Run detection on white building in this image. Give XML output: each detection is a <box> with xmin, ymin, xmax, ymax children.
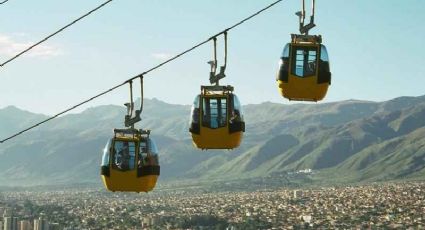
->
<box><xmin>19</xmin><ymin>220</ymin><xmax>32</xmax><ymax>230</ymax></box>
<box><xmin>3</xmin><ymin>217</ymin><xmax>18</xmax><ymax>230</ymax></box>
<box><xmin>293</xmin><ymin>190</ymin><xmax>303</xmax><ymax>199</ymax></box>
<box><xmin>33</xmin><ymin>217</ymin><xmax>48</xmax><ymax>230</ymax></box>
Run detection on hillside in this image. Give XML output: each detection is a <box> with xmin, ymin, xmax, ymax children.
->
<box><xmin>207</xmin><ymin>101</ymin><xmax>425</xmax><ymax>181</ymax></box>
<box><xmin>0</xmin><ymin>95</ymin><xmax>424</xmax><ymax>186</ymax></box>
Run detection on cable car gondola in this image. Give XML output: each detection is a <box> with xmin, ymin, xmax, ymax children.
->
<box><xmin>100</xmin><ymin>77</ymin><xmax>160</xmax><ymax>192</ymax></box>
<box><xmin>189</xmin><ymin>85</ymin><xmax>245</xmax><ymax>149</ymax></box>
<box><xmin>276</xmin><ymin>0</ymin><xmax>331</xmax><ymax>101</ymax></box>
<box><xmin>189</xmin><ymin>33</ymin><xmax>245</xmax><ymax>149</ymax></box>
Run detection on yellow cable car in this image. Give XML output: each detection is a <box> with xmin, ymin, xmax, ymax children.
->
<box><xmin>189</xmin><ymin>85</ymin><xmax>245</xmax><ymax>149</ymax></box>
<box><xmin>101</xmin><ymin>128</ymin><xmax>160</xmax><ymax>192</ymax></box>
<box><xmin>189</xmin><ymin>32</ymin><xmax>245</xmax><ymax>149</ymax></box>
<box><xmin>276</xmin><ymin>0</ymin><xmax>331</xmax><ymax>101</ymax></box>
<box><xmin>100</xmin><ymin>77</ymin><xmax>160</xmax><ymax>192</ymax></box>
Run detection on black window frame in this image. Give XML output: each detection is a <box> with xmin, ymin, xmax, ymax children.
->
<box><xmin>291</xmin><ymin>45</ymin><xmax>320</xmax><ymax>78</ymax></box>
<box><xmin>111</xmin><ymin>140</ymin><xmax>137</xmax><ymax>172</ymax></box>
<box><xmin>201</xmin><ymin>96</ymin><xmax>228</xmax><ymax>129</ymax></box>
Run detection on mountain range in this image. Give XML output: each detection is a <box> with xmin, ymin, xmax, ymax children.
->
<box><xmin>0</xmin><ymin>95</ymin><xmax>424</xmax><ymax>187</ymax></box>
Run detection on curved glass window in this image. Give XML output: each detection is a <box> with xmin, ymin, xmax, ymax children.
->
<box><xmin>148</xmin><ymin>138</ymin><xmax>159</xmax><ymax>165</ymax></box>
<box><xmin>190</xmin><ymin>95</ymin><xmax>200</xmax><ymax>124</ymax></box>
<box><xmin>202</xmin><ymin>97</ymin><xmax>227</xmax><ymax>129</ymax></box>
<box><xmin>113</xmin><ymin>141</ymin><xmax>136</xmax><ymax>171</ymax></box>
<box><xmin>138</xmin><ymin>138</ymin><xmax>159</xmax><ymax>166</ymax></box>
<box><xmin>232</xmin><ymin>94</ymin><xmax>244</xmax><ymax>122</ymax></box>
<box><xmin>148</xmin><ymin>138</ymin><xmax>159</xmax><ymax>155</ymax></box>
<box><xmin>138</xmin><ymin>140</ymin><xmax>148</xmax><ymax>167</ymax></box>
<box><xmin>101</xmin><ymin>139</ymin><xmax>112</xmax><ymax>166</ymax></box>
<box><xmin>291</xmin><ymin>46</ymin><xmax>318</xmax><ymax>77</ymax></box>
<box><xmin>320</xmin><ymin>45</ymin><xmax>329</xmax><ymax>62</ymax></box>
<box><xmin>281</xmin><ymin>43</ymin><xmax>290</xmax><ymax>58</ymax></box>
<box><xmin>278</xmin><ymin>44</ymin><xmax>291</xmax><ymax>81</ymax></box>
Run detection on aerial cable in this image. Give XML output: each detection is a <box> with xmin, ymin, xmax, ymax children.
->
<box><xmin>0</xmin><ymin>0</ymin><xmax>284</xmax><ymax>144</ymax></box>
<box><xmin>0</xmin><ymin>0</ymin><xmax>10</xmax><ymax>5</ymax></box>
<box><xmin>0</xmin><ymin>0</ymin><xmax>114</xmax><ymax>68</ymax></box>
<box><xmin>0</xmin><ymin>82</ymin><xmax>125</xmax><ymax>144</ymax></box>
<box><xmin>127</xmin><ymin>0</ymin><xmax>284</xmax><ymax>82</ymax></box>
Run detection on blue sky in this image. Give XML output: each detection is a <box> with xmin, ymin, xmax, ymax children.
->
<box><xmin>0</xmin><ymin>0</ymin><xmax>424</xmax><ymax>115</ymax></box>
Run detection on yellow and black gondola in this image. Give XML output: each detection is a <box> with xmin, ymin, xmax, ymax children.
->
<box><xmin>189</xmin><ymin>85</ymin><xmax>245</xmax><ymax>149</ymax></box>
<box><xmin>276</xmin><ymin>0</ymin><xmax>331</xmax><ymax>101</ymax></box>
<box><xmin>100</xmin><ymin>77</ymin><xmax>160</xmax><ymax>192</ymax></box>
<box><xmin>189</xmin><ymin>32</ymin><xmax>245</xmax><ymax>149</ymax></box>
<box><xmin>101</xmin><ymin>128</ymin><xmax>160</xmax><ymax>192</ymax></box>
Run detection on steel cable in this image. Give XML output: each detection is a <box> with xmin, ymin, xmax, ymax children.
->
<box><xmin>0</xmin><ymin>0</ymin><xmax>284</xmax><ymax>143</ymax></box>
<box><xmin>0</xmin><ymin>0</ymin><xmax>114</xmax><ymax>67</ymax></box>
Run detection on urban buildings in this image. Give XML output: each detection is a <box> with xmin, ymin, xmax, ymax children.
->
<box><xmin>0</xmin><ymin>182</ymin><xmax>424</xmax><ymax>229</ymax></box>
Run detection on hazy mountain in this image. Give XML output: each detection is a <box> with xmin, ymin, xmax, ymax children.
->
<box><xmin>0</xmin><ymin>95</ymin><xmax>424</xmax><ymax>186</ymax></box>
<box><xmin>0</xmin><ymin>106</ymin><xmax>48</xmax><ymax>138</ymax></box>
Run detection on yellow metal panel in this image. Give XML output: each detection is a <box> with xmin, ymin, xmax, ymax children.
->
<box><xmin>101</xmin><ymin>169</ymin><xmax>158</xmax><ymax>192</ymax></box>
<box><xmin>277</xmin><ymin>76</ymin><xmax>329</xmax><ymax>101</ymax></box>
<box><xmin>191</xmin><ymin>127</ymin><xmax>243</xmax><ymax>149</ymax></box>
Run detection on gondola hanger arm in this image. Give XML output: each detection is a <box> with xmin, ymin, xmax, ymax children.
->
<box><xmin>209</xmin><ymin>32</ymin><xmax>228</xmax><ymax>85</ymax></box>
<box><xmin>124</xmin><ymin>77</ymin><xmax>143</xmax><ymax>128</ymax></box>
<box><xmin>297</xmin><ymin>0</ymin><xmax>316</xmax><ymax>35</ymax></box>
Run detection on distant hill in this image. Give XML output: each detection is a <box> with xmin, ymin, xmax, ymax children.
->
<box><xmin>0</xmin><ymin>106</ymin><xmax>48</xmax><ymax>138</ymax></box>
<box><xmin>0</xmin><ymin>95</ymin><xmax>424</xmax><ymax>186</ymax></box>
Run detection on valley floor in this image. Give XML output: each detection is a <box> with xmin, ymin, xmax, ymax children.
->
<box><xmin>0</xmin><ymin>181</ymin><xmax>424</xmax><ymax>229</ymax></box>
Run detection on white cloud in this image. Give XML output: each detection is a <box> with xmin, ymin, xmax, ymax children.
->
<box><xmin>151</xmin><ymin>52</ymin><xmax>174</xmax><ymax>60</ymax></box>
<box><xmin>0</xmin><ymin>34</ymin><xmax>62</xmax><ymax>58</ymax></box>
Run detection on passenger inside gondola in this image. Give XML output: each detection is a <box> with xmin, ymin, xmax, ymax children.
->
<box><xmin>229</xmin><ymin>110</ymin><xmax>241</xmax><ymax>124</ymax></box>
<box><xmin>114</xmin><ymin>141</ymin><xmax>135</xmax><ymax>171</ymax></box>
<box><xmin>138</xmin><ymin>141</ymin><xmax>148</xmax><ymax>167</ymax></box>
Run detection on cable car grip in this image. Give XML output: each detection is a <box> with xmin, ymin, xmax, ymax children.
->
<box><xmin>297</xmin><ymin>0</ymin><xmax>316</xmax><ymax>35</ymax></box>
<box><xmin>209</xmin><ymin>32</ymin><xmax>228</xmax><ymax>85</ymax></box>
<box><xmin>124</xmin><ymin>77</ymin><xmax>143</xmax><ymax>128</ymax></box>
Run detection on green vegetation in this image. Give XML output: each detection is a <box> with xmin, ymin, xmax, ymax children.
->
<box><xmin>0</xmin><ymin>95</ymin><xmax>424</xmax><ymax>187</ymax></box>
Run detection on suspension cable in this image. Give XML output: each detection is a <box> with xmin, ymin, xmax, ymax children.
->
<box><xmin>0</xmin><ymin>0</ymin><xmax>114</xmax><ymax>68</ymax></box>
<box><xmin>0</xmin><ymin>0</ymin><xmax>284</xmax><ymax>144</ymax></box>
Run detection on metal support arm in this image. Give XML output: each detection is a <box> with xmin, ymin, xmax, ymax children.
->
<box><xmin>297</xmin><ymin>0</ymin><xmax>316</xmax><ymax>35</ymax></box>
<box><xmin>124</xmin><ymin>77</ymin><xmax>144</xmax><ymax>128</ymax></box>
<box><xmin>209</xmin><ymin>32</ymin><xmax>228</xmax><ymax>85</ymax></box>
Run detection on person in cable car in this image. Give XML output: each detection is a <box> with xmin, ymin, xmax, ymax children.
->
<box><xmin>229</xmin><ymin>109</ymin><xmax>241</xmax><ymax>124</ymax></box>
<box><xmin>117</xmin><ymin>142</ymin><xmax>130</xmax><ymax>170</ymax></box>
